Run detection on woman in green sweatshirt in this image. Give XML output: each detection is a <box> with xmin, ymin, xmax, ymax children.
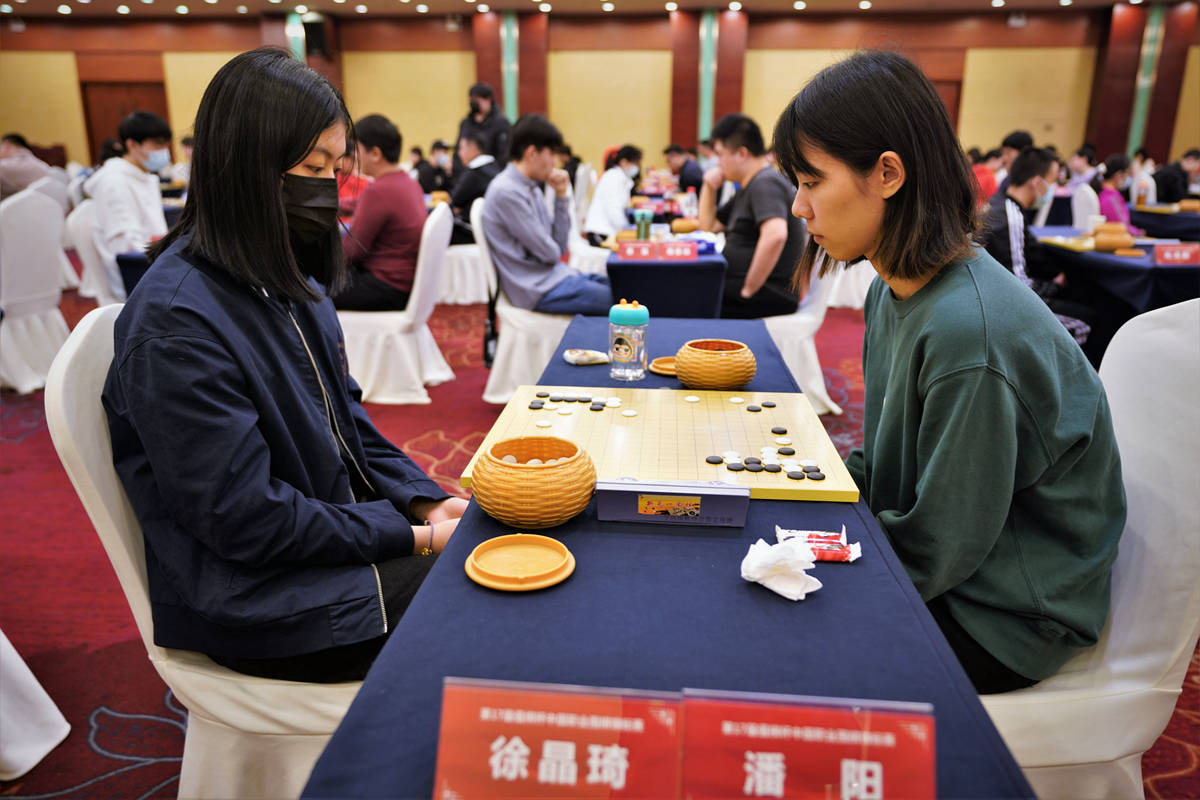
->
<box><xmin>772</xmin><ymin>51</ymin><xmax>1126</xmax><ymax>694</ymax></box>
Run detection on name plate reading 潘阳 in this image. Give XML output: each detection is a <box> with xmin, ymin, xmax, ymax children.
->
<box><xmin>595</xmin><ymin>479</ymin><xmax>749</xmax><ymax>527</ymax></box>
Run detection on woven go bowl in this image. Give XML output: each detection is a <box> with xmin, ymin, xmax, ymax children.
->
<box><xmin>471</xmin><ymin>437</ymin><xmax>597</xmax><ymax>529</ymax></box>
<box><xmin>674</xmin><ymin>339</ymin><xmax>757</xmax><ymax>390</ymax></box>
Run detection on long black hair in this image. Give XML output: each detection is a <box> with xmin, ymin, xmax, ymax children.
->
<box><xmin>773</xmin><ymin>50</ymin><xmax>977</xmax><ymax>283</ymax></box>
<box><xmin>149</xmin><ymin>47</ymin><xmax>353</xmax><ymax>302</ymax></box>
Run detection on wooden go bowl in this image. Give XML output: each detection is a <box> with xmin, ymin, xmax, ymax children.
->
<box><xmin>471</xmin><ymin>437</ymin><xmax>597</xmax><ymax>529</ymax></box>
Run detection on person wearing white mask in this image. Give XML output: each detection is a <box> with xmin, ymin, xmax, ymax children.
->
<box><xmin>86</xmin><ymin>110</ymin><xmax>172</xmax><ymax>304</ymax></box>
<box><xmin>583</xmin><ymin>144</ymin><xmax>641</xmax><ymax>246</ymax></box>
<box><xmin>981</xmin><ymin>146</ymin><xmax>1103</xmax><ymax>364</ymax></box>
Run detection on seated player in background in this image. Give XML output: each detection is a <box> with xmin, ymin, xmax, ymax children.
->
<box><xmin>103</xmin><ymin>48</ymin><xmax>466</xmax><ymax>683</ymax></box>
<box><xmin>1152</xmin><ymin>148</ymin><xmax>1199</xmax><ymax>204</ymax></box>
<box><xmin>334</xmin><ymin>113</ymin><xmax>426</xmax><ymax>311</ymax></box>
<box><xmin>554</xmin><ymin>143</ymin><xmax>583</xmax><ymax>188</ymax></box>
<box><xmin>664</xmin><ymin>142</ymin><xmax>705</xmax><ymax>196</ymax></box>
<box><xmin>1094</xmin><ymin>153</ymin><xmax>1144</xmax><ymax>236</ymax></box>
<box><xmin>699</xmin><ymin>113</ymin><xmax>806</xmax><ymax>319</ymax></box>
<box><xmin>481</xmin><ymin>114</ymin><xmax>611</xmax><ymax>315</ymax></box>
<box><xmin>87</xmin><ymin>110</ymin><xmax>173</xmax><ymax>303</ymax></box>
<box><xmin>773</xmin><ymin>50</ymin><xmax>1125</xmax><ymax>694</ymax></box>
<box><xmin>0</xmin><ymin>132</ymin><xmax>53</xmax><ymax>197</ymax></box>
<box><xmin>450</xmin><ymin>131</ymin><xmax>502</xmax><ymax>245</ymax></box>
<box><xmin>584</xmin><ymin>144</ymin><xmax>642</xmax><ymax>246</ymax></box>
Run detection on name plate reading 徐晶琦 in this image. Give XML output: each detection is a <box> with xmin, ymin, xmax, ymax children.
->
<box><xmin>595</xmin><ymin>479</ymin><xmax>750</xmax><ymax>527</ymax></box>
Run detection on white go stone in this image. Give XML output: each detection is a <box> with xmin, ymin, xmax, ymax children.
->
<box><xmin>606</xmin><ymin>398</ymin><xmax>622</xmax><ymax>407</ymax></box>
<box><xmin>684</xmin><ymin>395</ymin><xmax>700</xmax><ymax>403</ymax></box>
<box><xmin>535</xmin><ymin>420</ymin><xmax>553</xmax><ymax>428</ymax></box>
<box><xmin>526</xmin><ymin>458</ymin><xmax>543</xmax><ymax>465</ymax></box>
<box><xmin>542</xmin><ymin>402</ymin><xmax>558</xmax><ymax>410</ymax></box>
<box><xmin>501</xmin><ymin>454</ymin><xmax>518</xmax><ymax>464</ymax></box>
<box><xmin>557</xmin><ymin>407</ymin><xmax>573</xmax><ymax>415</ymax></box>
<box><xmin>729</xmin><ymin>397</ymin><xmax>745</xmax><ymax>404</ymax></box>
<box><xmin>722</xmin><ymin>450</ymin><xmax>741</xmax><ymax>459</ymax></box>
<box><xmin>621</xmin><ymin>409</ymin><xmax>637</xmax><ymax>417</ymax></box>
<box><xmin>775</xmin><ymin>437</ymin><xmax>792</xmax><ymax>445</ymax></box>
<box><xmin>799</xmin><ymin>459</ymin><xmax>819</xmax><ymax>467</ymax></box>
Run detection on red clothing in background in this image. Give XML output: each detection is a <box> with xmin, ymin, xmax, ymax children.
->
<box><xmin>342</xmin><ymin>170</ymin><xmax>426</xmax><ymax>293</ymax></box>
<box><xmin>338</xmin><ymin>172</ymin><xmax>370</xmax><ymax>221</ymax></box>
<box><xmin>972</xmin><ymin>164</ymin><xmax>997</xmax><ymax>209</ymax></box>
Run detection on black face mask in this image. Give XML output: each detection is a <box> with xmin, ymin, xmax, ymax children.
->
<box><xmin>281</xmin><ymin>173</ymin><xmax>339</xmax><ymax>243</ymax></box>
<box><xmin>469</xmin><ymin>100</ymin><xmax>482</xmax><ymax>115</ymax></box>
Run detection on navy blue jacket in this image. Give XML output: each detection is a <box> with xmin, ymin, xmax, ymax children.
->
<box><xmin>102</xmin><ymin>239</ymin><xmax>448</xmax><ymax>659</ymax></box>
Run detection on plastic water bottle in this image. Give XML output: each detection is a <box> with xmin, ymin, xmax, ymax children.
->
<box><xmin>609</xmin><ymin>299</ymin><xmax>649</xmax><ymax>381</ymax></box>
<box><xmin>681</xmin><ymin>186</ymin><xmax>698</xmax><ymax>218</ymax></box>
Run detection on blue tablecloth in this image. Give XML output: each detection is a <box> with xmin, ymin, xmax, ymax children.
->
<box><xmin>1033</xmin><ymin>226</ymin><xmax>1200</xmax><ymax>314</ymax></box>
<box><xmin>116</xmin><ymin>252</ymin><xmax>151</xmax><ymax>296</ymax></box>
<box><xmin>303</xmin><ymin>319</ymin><xmax>1032</xmax><ymax>799</ymax></box>
<box><xmin>1130</xmin><ymin>206</ymin><xmax>1200</xmax><ymax>241</ymax></box>
<box><xmin>606</xmin><ymin>253</ymin><xmax>727</xmax><ymax>318</ymax></box>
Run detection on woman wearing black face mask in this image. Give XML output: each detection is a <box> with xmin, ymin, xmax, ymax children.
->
<box><xmin>102</xmin><ymin>47</ymin><xmax>467</xmax><ymax>683</ymax></box>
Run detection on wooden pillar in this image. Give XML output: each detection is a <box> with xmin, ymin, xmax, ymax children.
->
<box><xmin>713</xmin><ymin>9</ymin><xmax>747</xmax><ymax>122</ymax></box>
<box><xmin>518</xmin><ymin>12</ymin><xmax>548</xmax><ymax>116</ymax></box>
<box><xmin>305</xmin><ymin>16</ymin><xmax>342</xmax><ymax>93</ymax></box>
<box><xmin>1085</xmin><ymin>4</ymin><xmax>1147</xmax><ymax>157</ymax></box>
<box><xmin>472</xmin><ymin>11</ymin><xmax>504</xmax><ymax>110</ymax></box>
<box><xmin>669</xmin><ymin>10</ymin><xmax>701</xmax><ymax>147</ymax></box>
<box><xmin>1144</xmin><ymin>1</ymin><xmax>1198</xmax><ymax>162</ymax></box>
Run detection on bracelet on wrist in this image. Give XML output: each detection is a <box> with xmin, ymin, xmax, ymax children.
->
<box><xmin>420</xmin><ymin>520</ymin><xmax>435</xmax><ymax>556</ymax></box>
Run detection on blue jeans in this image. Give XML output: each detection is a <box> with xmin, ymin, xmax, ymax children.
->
<box><xmin>534</xmin><ymin>273</ymin><xmax>613</xmax><ymax>315</ymax></box>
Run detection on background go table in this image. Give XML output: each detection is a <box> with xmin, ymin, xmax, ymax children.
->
<box><xmin>303</xmin><ymin>317</ymin><xmax>1033</xmax><ymax>799</ymax></box>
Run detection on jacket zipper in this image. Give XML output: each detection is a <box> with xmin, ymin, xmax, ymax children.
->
<box><xmin>287</xmin><ymin>310</ymin><xmax>388</xmax><ymax>634</ymax></box>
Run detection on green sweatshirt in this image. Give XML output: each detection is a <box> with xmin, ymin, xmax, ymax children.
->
<box><xmin>846</xmin><ymin>248</ymin><xmax>1125</xmax><ymax>680</ymax></box>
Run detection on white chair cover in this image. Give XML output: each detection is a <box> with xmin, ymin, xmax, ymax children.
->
<box><xmin>27</xmin><ymin>176</ymin><xmax>80</xmax><ymax>290</ymax></box>
<box><xmin>473</xmin><ymin>198</ymin><xmax>572</xmax><ymax>405</ymax></box>
<box><xmin>439</xmin><ymin>244</ymin><xmax>490</xmax><ymax>305</ymax></box>
<box><xmin>763</xmin><ymin>266</ymin><xmax>843</xmax><ymax>416</ymax></box>
<box><xmin>1032</xmin><ymin>192</ymin><xmax>1054</xmax><ymax>227</ymax></box>
<box><xmin>1071</xmin><ymin>183</ymin><xmax>1102</xmax><ymax>230</ymax></box>
<box><xmin>45</xmin><ymin>305</ymin><xmax>361</xmax><ymax>800</ymax></box>
<box><xmin>573</xmin><ymin>164</ymin><xmax>596</xmax><ymax>230</ymax></box>
<box><xmin>542</xmin><ymin>181</ymin><xmax>610</xmax><ymax>276</ymax></box>
<box><xmin>0</xmin><ymin>627</ymin><xmax>70</xmax><ymax>780</ymax></box>
<box><xmin>981</xmin><ymin>298</ymin><xmax>1200</xmax><ymax>800</ymax></box>
<box><xmin>67</xmin><ymin>200</ymin><xmax>123</xmax><ymax>306</ymax></box>
<box><xmin>0</xmin><ymin>190</ymin><xmax>70</xmax><ymax>394</ymax></box>
<box><xmin>48</xmin><ymin>165</ymin><xmax>70</xmax><ymax>185</ymax></box>
<box><xmin>65</xmin><ymin>161</ymin><xmax>87</xmax><ymax>180</ymax></box>
<box><xmin>337</xmin><ymin>203</ymin><xmax>456</xmax><ymax>404</ymax></box>
<box><xmin>827</xmin><ymin>260</ymin><xmax>876</xmax><ymax>309</ymax></box>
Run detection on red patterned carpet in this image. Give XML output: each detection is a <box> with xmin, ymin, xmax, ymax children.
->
<box><xmin>0</xmin><ymin>290</ymin><xmax>1195</xmax><ymax>798</ymax></box>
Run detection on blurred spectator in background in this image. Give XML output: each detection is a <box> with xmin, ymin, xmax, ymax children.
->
<box><xmin>663</xmin><ymin>142</ymin><xmax>704</xmax><ymax>195</ymax></box>
<box><xmin>584</xmin><ymin>144</ymin><xmax>641</xmax><ymax>246</ymax></box>
<box><xmin>0</xmin><ymin>132</ymin><xmax>53</xmax><ymax>197</ymax></box>
<box><xmin>1154</xmin><ymin>148</ymin><xmax>1200</xmax><ymax>203</ymax></box>
<box><xmin>168</xmin><ymin>136</ymin><xmax>194</xmax><ymax>185</ymax></box>
<box><xmin>450</xmin><ymin>131</ymin><xmax>502</xmax><ymax>244</ymax></box>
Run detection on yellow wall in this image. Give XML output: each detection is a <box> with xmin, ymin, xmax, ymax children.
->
<box><xmin>1170</xmin><ymin>45</ymin><xmax>1199</xmax><ymax>161</ymax></box>
<box><xmin>162</xmin><ymin>51</ymin><xmax>243</xmax><ymax>152</ymax></box>
<box><xmin>548</xmin><ymin>50</ymin><xmax>672</xmax><ymax>171</ymax></box>
<box><xmin>0</xmin><ymin>52</ymin><xmax>89</xmax><ymax>165</ymax></box>
<box><xmin>341</xmin><ymin>51</ymin><xmax>476</xmax><ymax>158</ymax></box>
<box><xmin>958</xmin><ymin>47</ymin><xmax>1095</xmax><ymax>152</ymax></box>
<box><xmin>742</xmin><ymin>49</ymin><xmax>854</xmax><ymax>146</ymax></box>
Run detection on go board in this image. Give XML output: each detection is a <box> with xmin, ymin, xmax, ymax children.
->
<box><xmin>461</xmin><ymin>385</ymin><xmax>860</xmax><ymax>503</ymax></box>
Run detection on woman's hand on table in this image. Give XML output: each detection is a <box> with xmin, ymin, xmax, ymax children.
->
<box><xmin>411</xmin><ymin>496</ymin><xmax>469</xmax><ymax>524</ymax></box>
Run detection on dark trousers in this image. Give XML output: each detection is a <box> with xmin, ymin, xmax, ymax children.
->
<box><xmin>211</xmin><ymin>555</ymin><xmax>436</xmax><ymax>683</ymax></box>
<box><xmin>926</xmin><ymin>596</ymin><xmax>1038</xmax><ymax>695</ymax></box>
<box><xmin>720</xmin><ymin>283</ymin><xmax>799</xmax><ymax>319</ymax></box>
<box><xmin>332</xmin><ymin>266</ymin><xmax>410</xmax><ymax>312</ymax></box>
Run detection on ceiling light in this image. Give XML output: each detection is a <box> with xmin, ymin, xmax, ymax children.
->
<box><xmin>1059</xmin><ymin>0</ymin><xmax>1071</xmax><ymax>5</ymax></box>
<box><xmin>793</xmin><ymin>0</ymin><xmax>806</xmax><ymax>7</ymax></box>
<box><xmin>236</xmin><ymin>3</ymin><xmax>246</xmax><ymax>9</ymax></box>
<box><xmin>665</xmin><ymin>0</ymin><xmax>676</xmax><ymax>8</ymax></box>
<box><xmin>355</xmin><ymin>2</ymin><xmax>366</xmax><ymax>8</ymax></box>
<box><xmin>991</xmin><ymin>0</ymin><xmax>1004</xmax><ymax>6</ymax></box>
<box><xmin>175</xmin><ymin>4</ymin><xmax>187</xmax><ymax>11</ymax></box>
<box><xmin>416</xmin><ymin>2</ymin><xmax>428</xmax><ymax>10</ymax></box>
<box><xmin>56</xmin><ymin>3</ymin><xmax>70</xmax><ymax>11</ymax></box>
<box><xmin>601</xmin><ymin>0</ymin><xmax>613</xmax><ymax>7</ymax></box>
<box><xmin>538</xmin><ymin>1</ymin><xmax>550</xmax><ymax>9</ymax></box>
<box><xmin>116</xmin><ymin>2</ymin><xmax>130</xmax><ymax>10</ymax></box>
<box><xmin>0</xmin><ymin>4</ymin><xmax>13</xmax><ymax>11</ymax></box>
<box><xmin>477</xmin><ymin>2</ymin><xmax>488</xmax><ymax>8</ymax></box>
<box><xmin>295</xmin><ymin>3</ymin><xmax>306</xmax><ymax>9</ymax></box>
<box><xmin>728</xmin><ymin>0</ymin><xmax>741</xmax><ymax>9</ymax></box>
<box><xmin>858</xmin><ymin>0</ymin><xmax>871</xmax><ymax>8</ymax></box>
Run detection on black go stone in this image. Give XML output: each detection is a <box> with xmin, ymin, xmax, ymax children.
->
<box><xmin>786</xmin><ymin>471</ymin><xmax>806</xmax><ymax>480</ymax></box>
<box><xmin>536</xmin><ymin>391</ymin><xmax>550</xmax><ymax>398</ymax></box>
<box><xmin>746</xmin><ymin>405</ymin><xmax>762</xmax><ymax>412</ymax></box>
<box><xmin>578</xmin><ymin>396</ymin><xmax>592</xmax><ymax>404</ymax></box>
<box><xmin>807</xmin><ymin>472</ymin><xmax>826</xmax><ymax>481</ymax></box>
<box><xmin>549</xmin><ymin>395</ymin><xmax>563</xmax><ymax>402</ymax></box>
<box><xmin>726</xmin><ymin>463</ymin><xmax>745</xmax><ymax>472</ymax></box>
<box><xmin>763</xmin><ymin>464</ymin><xmax>782</xmax><ymax>473</ymax></box>
<box><xmin>529</xmin><ymin>401</ymin><xmax>544</xmax><ymax>409</ymax></box>
<box><xmin>761</xmin><ymin>401</ymin><xmax>777</xmax><ymax>408</ymax></box>
<box><xmin>745</xmin><ymin>463</ymin><xmax>764</xmax><ymax>472</ymax></box>
<box><xmin>590</xmin><ymin>404</ymin><xmax>605</xmax><ymax>412</ymax></box>
<box><xmin>802</xmin><ymin>465</ymin><xmax>821</xmax><ymax>473</ymax></box>
<box><xmin>705</xmin><ymin>455</ymin><xmax>724</xmax><ymax>464</ymax></box>
<box><xmin>744</xmin><ymin>457</ymin><xmax>762</xmax><ymax>465</ymax></box>
<box><xmin>777</xmin><ymin>447</ymin><xmax>796</xmax><ymax>456</ymax></box>
<box><xmin>771</xmin><ymin>426</ymin><xmax>787</xmax><ymax>435</ymax></box>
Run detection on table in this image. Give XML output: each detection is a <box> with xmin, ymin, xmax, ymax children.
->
<box><xmin>606</xmin><ymin>252</ymin><xmax>727</xmax><ymax>318</ymax></box>
<box><xmin>303</xmin><ymin>319</ymin><xmax>1033</xmax><ymax>799</ymax></box>
<box><xmin>1129</xmin><ymin>205</ymin><xmax>1200</xmax><ymax>241</ymax></box>
<box><xmin>116</xmin><ymin>252</ymin><xmax>151</xmax><ymax>295</ymax></box>
<box><xmin>1033</xmin><ymin>226</ymin><xmax>1200</xmax><ymax>314</ymax></box>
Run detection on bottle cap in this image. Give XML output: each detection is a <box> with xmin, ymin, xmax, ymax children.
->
<box><xmin>609</xmin><ymin>298</ymin><xmax>650</xmax><ymax>325</ymax></box>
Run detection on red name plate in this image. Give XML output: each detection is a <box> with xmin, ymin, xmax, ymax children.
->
<box><xmin>1155</xmin><ymin>242</ymin><xmax>1200</xmax><ymax>265</ymax></box>
<box><xmin>681</xmin><ymin>691</ymin><xmax>935</xmax><ymax>800</ymax></box>
<box><xmin>658</xmin><ymin>241</ymin><xmax>699</xmax><ymax>260</ymax></box>
<box><xmin>434</xmin><ymin>678</ymin><xmax>681</xmax><ymax>799</ymax></box>
<box><xmin>618</xmin><ymin>241</ymin><xmax>657</xmax><ymax>260</ymax></box>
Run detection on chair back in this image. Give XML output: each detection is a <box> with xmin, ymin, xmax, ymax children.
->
<box><xmin>793</xmin><ymin>260</ymin><xmax>838</xmax><ymax>328</ymax></box>
<box><xmin>0</xmin><ymin>189</ymin><xmax>65</xmax><ymax>316</ymax></box>
<box><xmin>1037</xmin><ymin>299</ymin><xmax>1200</xmax><ymax>699</ymax></box>
<box><xmin>1070</xmin><ymin>183</ymin><xmax>1101</xmax><ymax>230</ymax></box>
<box><xmin>400</xmin><ymin>202</ymin><xmax>452</xmax><ymax>330</ymax></box>
<box><xmin>66</xmin><ymin>200</ymin><xmax>107</xmax><ymax>298</ymax></box>
<box><xmin>574</xmin><ymin>165</ymin><xmax>596</xmax><ymax>229</ymax></box>
<box><xmin>470</xmin><ymin>197</ymin><xmax>499</xmax><ymax>297</ymax></box>
<box><xmin>44</xmin><ymin>305</ymin><xmax>164</xmax><ymax>659</ymax></box>
<box><xmin>28</xmin><ymin>176</ymin><xmax>70</xmax><ymax>215</ymax></box>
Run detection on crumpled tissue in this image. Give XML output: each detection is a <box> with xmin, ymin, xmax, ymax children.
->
<box><xmin>740</xmin><ymin>538</ymin><xmax>823</xmax><ymax>601</ymax></box>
